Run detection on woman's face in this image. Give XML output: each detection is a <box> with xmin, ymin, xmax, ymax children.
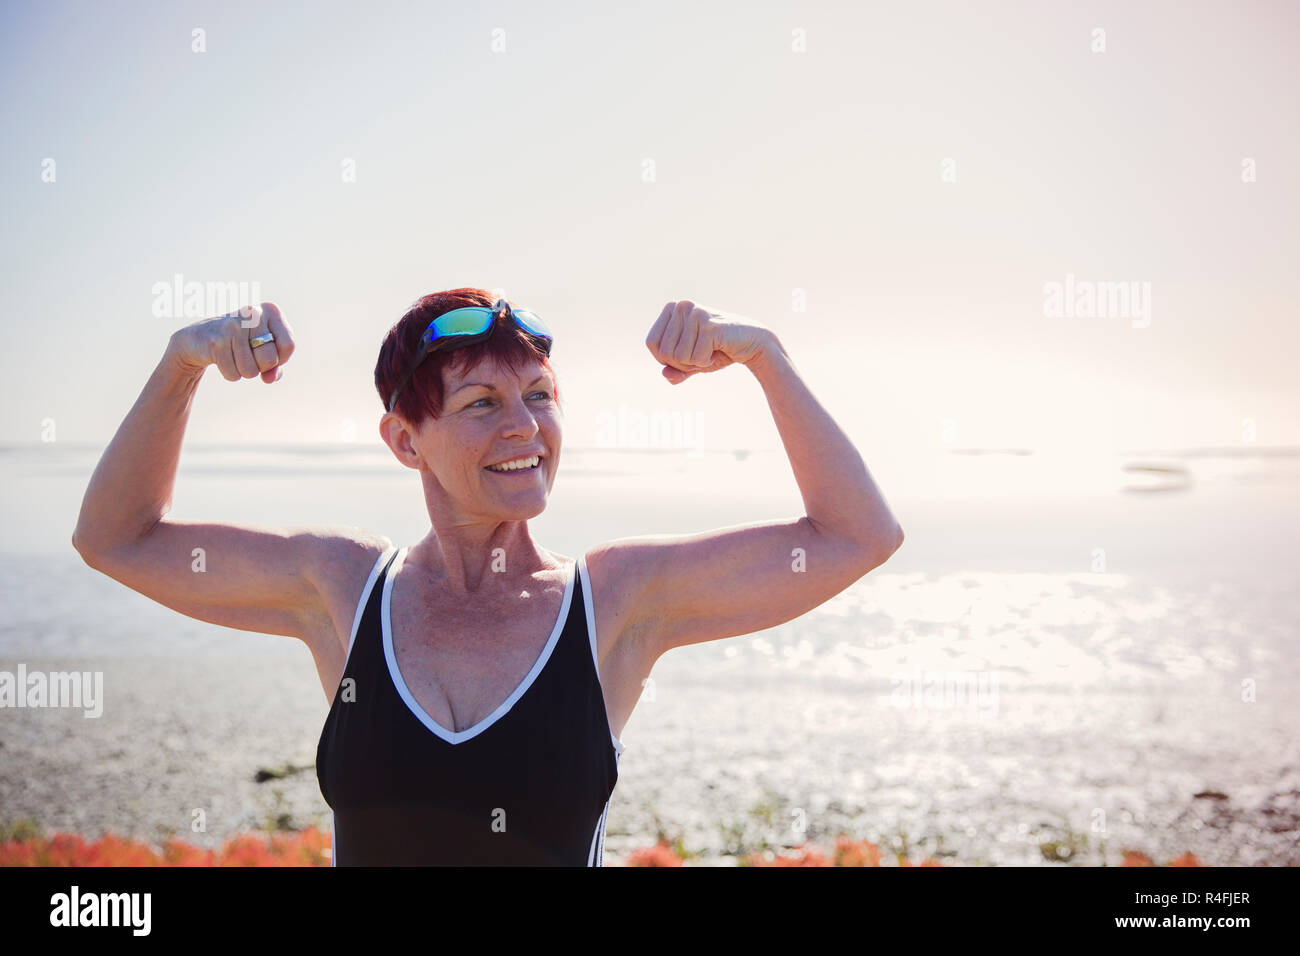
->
<box><xmin>391</xmin><ymin>354</ymin><xmax>561</xmax><ymax>521</ymax></box>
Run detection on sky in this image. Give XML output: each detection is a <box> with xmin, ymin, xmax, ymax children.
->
<box><xmin>1</xmin><ymin>0</ymin><xmax>1296</xmax><ymax>471</ymax></box>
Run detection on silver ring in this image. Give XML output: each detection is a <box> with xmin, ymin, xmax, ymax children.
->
<box><xmin>249</xmin><ymin>333</ymin><xmax>275</xmax><ymax>349</ymax></box>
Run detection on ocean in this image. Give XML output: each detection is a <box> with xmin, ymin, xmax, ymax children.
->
<box><xmin>1</xmin><ymin>441</ymin><xmax>1296</xmax><ymax>865</ymax></box>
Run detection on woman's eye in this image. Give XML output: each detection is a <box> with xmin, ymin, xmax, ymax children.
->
<box><xmin>469</xmin><ymin>392</ymin><xmax>549</xmax><ymax>408</ymax></box>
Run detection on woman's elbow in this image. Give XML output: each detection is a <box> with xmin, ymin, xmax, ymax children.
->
<box><xmin>72</xmin><ymin>523</ymin><xmax>116</xmax><ymax>570</ymax></box>
<box><xmin>72</xmin><ymin>527</ymin><xmax>101</xmax><ymax>568</ymax></box>
<box><xmin>863</xmin><ymin>523</ymin><xmax>904</xmax><ymax>571</ymax></box>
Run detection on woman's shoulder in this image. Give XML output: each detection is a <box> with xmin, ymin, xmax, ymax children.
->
<box><xmin>294</xmin><ymin>526</ymin><xmax>395</xmax><ymax>656</ymax></box>
<box><xmin>297</xmin><ymin>526</ymin><xmax>395</xmax><ymax>595</ymax></box>
<box><xmin>571</xmin><ymin>540</ymin><xmax>646</xmax><ymax>614</ymax></box>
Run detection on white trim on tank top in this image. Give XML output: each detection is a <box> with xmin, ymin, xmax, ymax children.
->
<box><xmin>576</xmin><ymin>553</ymin><xmax>627</xmax><ymax>758</ymax></box>
<box><xmin>381</xmin><ymin>546</ymin><xmax>575</xmax><ymax>745</ymax></box>
<box><xmin>580</xmin><ymin>550</ymin><xmax>623</xmax><ymax>867</ymax></box>
<box><xmin>344</xmin><ymin>545</ymin><xmax>399</xmax><ymax>668</ymax></box>
<box><xmin>587</xmin><ymin>798</ymin><xmax>611</xmax><ymax>866</ymax></box>
<box><xmin>332</xmin><ymin>546</ymin><xmax>395</xmax><ymax>870</ymax></box>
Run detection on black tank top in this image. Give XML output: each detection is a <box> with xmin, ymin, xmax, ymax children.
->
<box><xmin>316</xmin><ymin>546</ymin><xmax>625</xmax><ymax>866</ymax></box>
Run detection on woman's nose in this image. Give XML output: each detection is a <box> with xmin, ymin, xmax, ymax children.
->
<box><xmin>500</xmin><ymin>395</ymin><xmax>539</xmax><ymax>435</ymax></box>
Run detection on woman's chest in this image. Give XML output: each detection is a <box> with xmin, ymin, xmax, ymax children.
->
<box><xmin>388</xmin><ymin>586</ymin><xmax>569</xmax><ymax>735</ymax></box>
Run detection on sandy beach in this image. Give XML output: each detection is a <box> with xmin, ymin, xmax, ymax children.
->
<box><xmin>3</xmin><ymin>444</ymin><xmax>1298</xmax><ymax>865</ymax></box>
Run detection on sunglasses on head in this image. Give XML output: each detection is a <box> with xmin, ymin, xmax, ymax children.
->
<box><xmin>386</xmin><ymin>298</ymin><xmax>554</xmax><ymax>413</ymax></box>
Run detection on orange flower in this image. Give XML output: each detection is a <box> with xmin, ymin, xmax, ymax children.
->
<box><xmin>0</xmin><ymin>827</ymin><xmax>333</xmax><ymax>866</ymax></box>
<box><xmin>162</xmin><ymin>838</ymin><xmax>217</xmax><ymax>867</ymax></box>
<box><xmin>626</xmin><ymin>841</ymin><xmax>683</xmax><ymax>866</ymax></box>
<box><xmin>286</xmin><ymin>826</ymin><xmax>331</xmax><ymax>866</ymax></box>
<box><xmin>0</xmin><ymin>826</ymin><xmax>1203</xmax><ymax>868</ymax></box>
<box><xmin>747</xmin><ymin>845</ymin><xmax>833</xmax><ymax>866</ymax></box>
<box><xmin>833</xmin><ymin>837</ymin><xmax>883</xmax><ymax>867</ymax></box>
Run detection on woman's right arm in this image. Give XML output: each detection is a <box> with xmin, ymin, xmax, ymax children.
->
<box><xmin>71</xmin><ymin>303</ymin><xmax>388</xmax><ymax>644</ymax></box>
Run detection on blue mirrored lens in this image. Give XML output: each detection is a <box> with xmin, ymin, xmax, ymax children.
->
<box><xmin>510</xmin><ymin>308</ymin><xmax>553</xmax><ymax>343</ymax></box>
<box><xmin>422</xmin><ymin>307</ymin><xmax>494</xmax><ymax>344</ymax></box>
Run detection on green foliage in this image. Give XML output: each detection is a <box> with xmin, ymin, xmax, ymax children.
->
<box><xmin>0</xmin><ymin>817</ymin><xmax>45</xmax><ymax>843</ymax></box>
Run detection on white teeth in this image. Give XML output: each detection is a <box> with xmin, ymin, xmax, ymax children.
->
<box><xmin>486</xmin><ymin>455</ymin><xmax>540</xmax><ymax>472</ymax></box>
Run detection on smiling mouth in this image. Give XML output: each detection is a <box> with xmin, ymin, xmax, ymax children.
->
<box><xmin>484</xmin><ymin>455</ymin><xmax>542</xmax><ymax>473</ymax></box>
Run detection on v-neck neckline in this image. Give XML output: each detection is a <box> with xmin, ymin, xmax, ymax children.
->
<box><xmin>380</xmin><ymin>547</ymin><xmax>575</xmax><ymax>744</ymax></box>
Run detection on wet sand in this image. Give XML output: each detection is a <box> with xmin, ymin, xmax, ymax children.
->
<box><xmin>3</xmin><ymin>445</ymin><xmax>1298</xmax><ymax>865</ymax></box>
<box><xmin>3</xmin><ymin>567</ymin><xmax>1297</xmax><ymax>866</ymax></box>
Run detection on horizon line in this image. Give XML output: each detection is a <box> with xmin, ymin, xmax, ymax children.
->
<box><xmin>3</xmin><ymin>441</ymin><xmax>1299</xmax><ymax>457</ymax></box>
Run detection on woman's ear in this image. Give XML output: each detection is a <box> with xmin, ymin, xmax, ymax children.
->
<box><xmin>379</xmin><ymin>413</ymin><xmax>424</xmax><ymax>470</ymax></box>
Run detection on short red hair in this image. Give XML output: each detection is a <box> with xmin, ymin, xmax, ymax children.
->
<box><xmin>375</xmin><ymin>287</ymin><xmax>559</xmax><ymax>426</ymax></box>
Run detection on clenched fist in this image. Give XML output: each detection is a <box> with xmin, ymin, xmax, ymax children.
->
<box><xmin>166</xmin><ymin>303</ymin><xmax>295</xmax><ymax>384</ymax></box>
<box><xmin>645</xmin><ymin>301</ymin><xmax>770</xmax><ymax>384</ymax></box>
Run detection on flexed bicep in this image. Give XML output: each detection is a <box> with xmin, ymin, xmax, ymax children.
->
<box><xmin>593</xmin><ymin>519</ymin><xmax>887</xmax><ymax>659</ymax></box>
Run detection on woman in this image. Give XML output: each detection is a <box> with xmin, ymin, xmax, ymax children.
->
<box><xmin>72</xmin><ymin>288</ymin><xmax>904</xmax><ymax>866</ymax></box>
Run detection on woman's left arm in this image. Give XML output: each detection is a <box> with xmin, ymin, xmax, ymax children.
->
<box><xmin>598</xmin><ymin>301</ymin><xmax>904</xmax><ymax>661</ymax></box>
